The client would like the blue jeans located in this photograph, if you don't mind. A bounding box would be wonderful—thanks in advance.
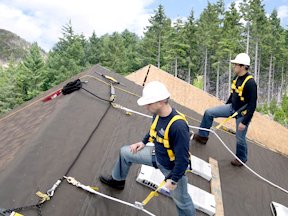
[112,145,196,216]
[198,104,249,162]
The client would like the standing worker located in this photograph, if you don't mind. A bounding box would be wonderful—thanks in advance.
[193,53,257,166]
[100,81,195,216]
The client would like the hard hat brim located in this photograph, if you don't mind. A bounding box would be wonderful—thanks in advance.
[231,59,250,66]
[137,96,170,106]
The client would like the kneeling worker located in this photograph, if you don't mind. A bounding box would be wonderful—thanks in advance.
[100,81,195,216]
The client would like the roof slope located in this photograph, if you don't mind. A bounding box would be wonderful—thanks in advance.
[0,65,287,216]
[126,65,288,156]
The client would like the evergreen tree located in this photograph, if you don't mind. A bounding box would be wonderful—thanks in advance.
[16,43,46,100]
[163,18,189,79]
[47,20,88,86]
[140,5,171,68]
[183,10,198,83]
[86,31,101,65]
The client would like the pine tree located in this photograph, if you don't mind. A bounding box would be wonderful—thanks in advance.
[183,10,198,84]
[163,18,189,79]
[86,31,101,65]
[196,0,224,92]
[216,2,242,99]
[16,43,46,100]
[47,21,88,86]
[140,5,171,68]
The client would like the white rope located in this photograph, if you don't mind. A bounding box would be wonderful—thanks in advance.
[211,131,288,195]
[64,176,155,216]
[114,104,288,195]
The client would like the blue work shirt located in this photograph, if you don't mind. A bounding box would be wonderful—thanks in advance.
[142,108,190,182]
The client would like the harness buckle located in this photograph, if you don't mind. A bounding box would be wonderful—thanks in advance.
[151,149,158,169]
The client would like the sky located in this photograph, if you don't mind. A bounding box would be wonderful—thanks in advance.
[0,0,288,51]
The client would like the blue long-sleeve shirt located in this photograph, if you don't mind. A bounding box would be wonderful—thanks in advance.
[142,108,190,182]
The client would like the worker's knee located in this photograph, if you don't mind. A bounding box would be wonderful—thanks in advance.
[120,145,130,157]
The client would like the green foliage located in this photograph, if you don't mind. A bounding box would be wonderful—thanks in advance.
[269,98,278,114]
[1,2,288,129]
[47,21,88,86]
[140,5,171,68]
[16,43,47,100]
[193,75,204,90]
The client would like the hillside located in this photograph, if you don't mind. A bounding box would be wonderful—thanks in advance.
[0,29,31,65]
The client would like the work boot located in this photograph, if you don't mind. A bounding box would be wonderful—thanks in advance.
[231,159,246,167]
[193,134,209,144]
[99,175,125,190]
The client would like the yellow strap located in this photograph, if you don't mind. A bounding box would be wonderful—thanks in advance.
[36,191,50,204]
[231,77,238,90]
[165,114,187,161]
[167,149,175,161]
[149,115,159,139]
[238,75,253,97]
[164,115,187,141]
[141,180,166,206]
[90,186,99,191]
[10,212,24,216]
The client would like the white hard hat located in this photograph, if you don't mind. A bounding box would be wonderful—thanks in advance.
[137,81,170,106]
[231,53,250,66]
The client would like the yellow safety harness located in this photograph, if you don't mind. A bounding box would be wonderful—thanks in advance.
[231,75,253,102]
[148,111,188,161]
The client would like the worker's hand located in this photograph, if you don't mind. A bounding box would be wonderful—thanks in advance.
[164,179,177,191]
[129,142,145,154]
[238,122,246,131]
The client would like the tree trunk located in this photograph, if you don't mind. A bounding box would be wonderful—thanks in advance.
[272,62,275,101]
[175,56,178,77]
[246,22,250,55]
[257,55,261,85]
[157,36,161,68]
[277,66,284,104]
[268,54,273,104]
[188,66,191,84]
[204,48,208,92]
[228,52,232,97]
[216,62,220,98]
[254,39,258,82]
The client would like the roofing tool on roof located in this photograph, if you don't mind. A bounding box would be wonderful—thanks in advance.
[215,104,248,130]
[95,71,126,87]
[63,176,155,216]
[94,72,125,102]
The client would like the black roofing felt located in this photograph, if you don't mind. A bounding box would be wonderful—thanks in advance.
[0,65,287,216]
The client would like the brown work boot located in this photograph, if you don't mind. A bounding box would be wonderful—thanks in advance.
[193,134,209,144]
[231,159,246,167]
